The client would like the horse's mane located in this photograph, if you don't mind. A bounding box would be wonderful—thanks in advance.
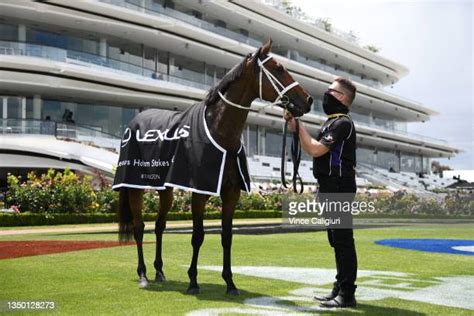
[204,53,253,105]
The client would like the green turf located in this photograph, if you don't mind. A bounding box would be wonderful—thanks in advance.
[0,223,473,315]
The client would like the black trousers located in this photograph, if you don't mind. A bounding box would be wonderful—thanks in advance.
[317,175,358,297]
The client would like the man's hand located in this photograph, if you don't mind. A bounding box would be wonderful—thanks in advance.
[283,111,298,133]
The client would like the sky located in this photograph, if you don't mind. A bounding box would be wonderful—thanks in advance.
[291,0,473,170]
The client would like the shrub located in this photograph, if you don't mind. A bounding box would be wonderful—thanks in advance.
[6,169,118,214]
[95,187,119,213]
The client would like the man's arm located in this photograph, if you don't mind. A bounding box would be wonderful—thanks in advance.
[287,118,329,158]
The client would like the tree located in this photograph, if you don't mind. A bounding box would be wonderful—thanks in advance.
[431,160,452,177]
[316,17,332,32]
[364,45,380,53]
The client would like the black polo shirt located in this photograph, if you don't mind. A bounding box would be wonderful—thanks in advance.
[313,114,356,178]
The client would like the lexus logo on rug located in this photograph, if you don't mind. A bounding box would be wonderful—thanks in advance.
[121,125,191,147]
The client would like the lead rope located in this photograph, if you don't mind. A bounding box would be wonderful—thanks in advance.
[281,117,304,194]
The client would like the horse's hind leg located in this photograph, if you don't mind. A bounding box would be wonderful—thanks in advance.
[221,187,240,295]
[187,193,209,294]
[154,187,173,283]
[128,188,148,288]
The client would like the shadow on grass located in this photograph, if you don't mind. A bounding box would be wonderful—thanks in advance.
[139,279,426,315]
[349,303,425,315]
[141,279,265,303]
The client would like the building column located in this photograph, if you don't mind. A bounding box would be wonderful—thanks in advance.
[33,95,42,120]
[258,127,265,155]
[246,125,250,154]
[2,98,6,119]
[21,98,26,119]
[368,112,374,125]
[2,97,6,131]
[99,38,107,57]
[168,53,174,79]
[18,24,26,42]
[18,24,26,53]
[396,150,401,172]
[21,97,27,133]
[420,155,424,174]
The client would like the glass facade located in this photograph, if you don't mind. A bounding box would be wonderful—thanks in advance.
[401,153,423,173]
[0,21,226,89]
[356,147,426,173]
[0,23,17,41]
[0,95,139,137]
[42,100,139,136]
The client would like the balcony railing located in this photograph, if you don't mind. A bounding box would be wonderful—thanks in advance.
[100,0,262,47]
[0,40,211,90]
[352,119,448,145]
[0,119,121,151]
[289,51,381,87]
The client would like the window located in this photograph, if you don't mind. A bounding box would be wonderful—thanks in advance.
[0,23,18,41]
[7,97,22,119]
[214,20,226,28]
[248,125,258,156]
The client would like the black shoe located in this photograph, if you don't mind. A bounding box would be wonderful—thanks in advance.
[314,283,339,302]
[320,295,356,308]
[314,291,337,302]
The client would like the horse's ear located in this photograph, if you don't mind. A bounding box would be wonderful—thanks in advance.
[261,38,272,55]
[247,47,262,72]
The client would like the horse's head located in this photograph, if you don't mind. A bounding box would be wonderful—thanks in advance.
[246,39,313,117]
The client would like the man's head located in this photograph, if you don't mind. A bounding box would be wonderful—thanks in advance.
[327,77,357,107]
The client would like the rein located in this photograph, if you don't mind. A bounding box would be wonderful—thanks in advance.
[281,116,304,194]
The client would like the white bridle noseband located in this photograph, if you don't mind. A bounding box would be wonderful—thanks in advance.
[218,54,300,110]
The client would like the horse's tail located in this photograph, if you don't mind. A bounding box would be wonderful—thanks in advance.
[118,188,134,242]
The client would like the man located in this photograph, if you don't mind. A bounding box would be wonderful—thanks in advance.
[285,77,358,308]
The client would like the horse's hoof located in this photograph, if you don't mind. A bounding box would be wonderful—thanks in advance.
[226,288,240,296]
[155,272,166,283]
[186,287,200,295]
[138,276,149,288]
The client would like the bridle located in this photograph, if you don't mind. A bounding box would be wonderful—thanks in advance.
[218,54,304,194]
[217,54,299,111]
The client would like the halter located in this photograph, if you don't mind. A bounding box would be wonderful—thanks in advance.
[218,54,300,110]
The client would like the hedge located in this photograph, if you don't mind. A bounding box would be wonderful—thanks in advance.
[0,210,282,227]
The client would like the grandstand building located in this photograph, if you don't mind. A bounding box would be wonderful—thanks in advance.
[0,0,459,190]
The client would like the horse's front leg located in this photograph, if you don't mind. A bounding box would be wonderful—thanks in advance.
[221,187,240,295]
[128,189,148,288]
[187,193,209,294]
[154,187,173,283]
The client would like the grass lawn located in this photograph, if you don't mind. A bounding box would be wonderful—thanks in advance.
[0,223,473,315]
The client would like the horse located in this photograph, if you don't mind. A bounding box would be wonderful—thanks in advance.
[114,39,313,295]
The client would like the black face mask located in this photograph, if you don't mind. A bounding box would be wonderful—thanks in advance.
[322,91,348,115]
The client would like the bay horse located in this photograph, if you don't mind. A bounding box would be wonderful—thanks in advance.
[116,39,313,295]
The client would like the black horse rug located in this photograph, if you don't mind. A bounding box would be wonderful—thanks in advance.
[112,102,251,196]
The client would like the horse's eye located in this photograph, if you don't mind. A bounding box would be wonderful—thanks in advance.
[277,65,284,72]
